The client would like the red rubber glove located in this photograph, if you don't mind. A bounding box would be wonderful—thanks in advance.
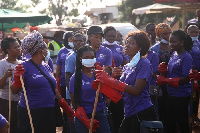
[75,107,99,132]
[95,70,126,92]
[56,78,62,95]
[91,80,122,103]
[189,69,200,81]
[13,64,25,88]
[59,98,74,123]
[193,80,199,92]
[95,62,102,70]
[158,62,167,76]
[156,75,179,88]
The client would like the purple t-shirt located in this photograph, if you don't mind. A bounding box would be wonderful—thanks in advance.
[19,61,56,109]
[56,47,71,86]
[102,43,129,67]
[96,46,112,67]
[120,58,153,117]
[21,53,54,73]
[167,51,192,97]
[0,114,7,129]
[69,73,106,114]
[146,51,159,85]
[190,40,200,71]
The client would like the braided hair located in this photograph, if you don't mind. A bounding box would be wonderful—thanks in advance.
[74,45,96,108]
[1,37,17,54]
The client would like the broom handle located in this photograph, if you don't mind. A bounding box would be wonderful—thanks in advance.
[89,67,105,133]
[20,75,34,133]
[8,65,11,133]
[89,82,101,133]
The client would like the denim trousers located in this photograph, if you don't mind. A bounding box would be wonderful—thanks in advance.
[75,109,111,133]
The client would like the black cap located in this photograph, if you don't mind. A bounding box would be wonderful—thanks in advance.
[63,31,74,40]
[87,26,103,35]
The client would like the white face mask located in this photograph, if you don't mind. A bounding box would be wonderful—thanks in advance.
[82,58,96,67]
[160,36,169,44]
[191,36,199,41]
[45,50,50,61]
[127,51,140,68]
[68,42,74,48]
[105,40,117,46]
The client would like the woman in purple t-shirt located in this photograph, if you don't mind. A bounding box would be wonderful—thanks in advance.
[157,30,193,133]
[69,46,110,133]
[94,31,157,133]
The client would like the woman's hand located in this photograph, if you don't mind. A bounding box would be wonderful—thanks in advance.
[112,66,122,78]
[4,68,13,79]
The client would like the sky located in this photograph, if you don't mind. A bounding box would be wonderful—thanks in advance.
[19,0,122,14]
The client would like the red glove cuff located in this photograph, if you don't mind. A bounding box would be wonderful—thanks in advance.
[13,75,22,88]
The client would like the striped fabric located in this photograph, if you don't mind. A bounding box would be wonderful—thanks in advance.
[21,30,47,56]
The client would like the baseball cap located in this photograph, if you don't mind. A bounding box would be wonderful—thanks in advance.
[87,26,103,35]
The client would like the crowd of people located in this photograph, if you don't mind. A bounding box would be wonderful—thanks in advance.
[0,9,200,133]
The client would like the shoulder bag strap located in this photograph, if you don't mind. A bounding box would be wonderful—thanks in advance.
[29,59,56,95]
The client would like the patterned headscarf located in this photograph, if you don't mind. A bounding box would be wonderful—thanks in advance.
[21,30,47,56]
[155,23,171,37]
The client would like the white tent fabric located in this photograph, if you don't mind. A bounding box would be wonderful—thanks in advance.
[132,3,180,15]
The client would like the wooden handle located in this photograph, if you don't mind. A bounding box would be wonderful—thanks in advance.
[89,82,101,133]
[89,66,105,133]
[8,65,11,133]
[20,75,34,133]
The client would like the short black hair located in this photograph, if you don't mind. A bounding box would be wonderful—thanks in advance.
[72,32,86,42]
[103,26,116,36]
[1,37,17,54]
[146,23,156,31]
[125,31,150,56]
[171,30,193,52]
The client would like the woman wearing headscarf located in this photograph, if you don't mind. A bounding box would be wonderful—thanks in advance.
[150,23,172,125]
[10,30,75,133]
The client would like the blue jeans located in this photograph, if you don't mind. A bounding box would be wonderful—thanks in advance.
[75,109,110,133]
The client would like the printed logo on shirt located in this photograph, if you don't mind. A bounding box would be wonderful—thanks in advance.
[98,54,105,59]
[82,80,91,86]
[61,53,68,58]
[116,48,121,52]
[176,59,182,66]
[32,74,44,79]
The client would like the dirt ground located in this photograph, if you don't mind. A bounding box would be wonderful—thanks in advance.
[56,100,200,133]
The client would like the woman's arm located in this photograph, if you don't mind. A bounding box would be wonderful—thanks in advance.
[124,79,147,96]
[10,85,22,94]
[70,93,79,110]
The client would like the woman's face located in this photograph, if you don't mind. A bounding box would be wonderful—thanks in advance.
[68,36,73,42]
[73,36,85,50]
[7,41,21,57]
[187,27,199,37]
[88,34,102,48]
[124,36,140,58]
[160,29,172,41]
[169,35,184,52]
[104,30,117,43]
[81,51,95,59]
[41,47,48,61]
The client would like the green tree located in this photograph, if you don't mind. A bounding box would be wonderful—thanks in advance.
[118,0,153,27]
[31,0,80,25]
[0,0,30,12]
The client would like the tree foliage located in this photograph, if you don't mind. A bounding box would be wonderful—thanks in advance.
[30,0,80,25]
[0,0,30,12]
[118,0,153,27]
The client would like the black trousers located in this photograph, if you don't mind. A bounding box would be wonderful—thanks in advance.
[165,96,190,133]
[118,106,157,133]
[108,99,124,133]
[17,105,56,133]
